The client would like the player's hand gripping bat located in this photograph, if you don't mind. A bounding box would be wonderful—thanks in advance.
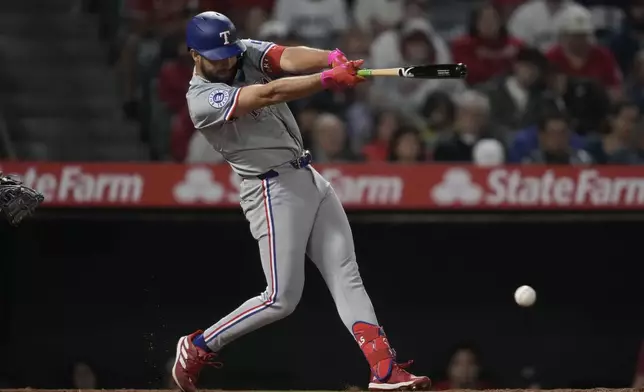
[357,63,467,79]
[0,172,44,226]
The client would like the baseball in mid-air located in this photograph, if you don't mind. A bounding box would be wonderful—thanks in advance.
[514,285,537,307]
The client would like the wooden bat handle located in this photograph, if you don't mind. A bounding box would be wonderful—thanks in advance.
[357,69,400,77]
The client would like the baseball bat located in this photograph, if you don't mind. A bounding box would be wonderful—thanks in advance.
[357,63,467,79]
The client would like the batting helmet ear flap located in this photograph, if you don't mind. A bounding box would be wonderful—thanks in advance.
[186,11,246,61]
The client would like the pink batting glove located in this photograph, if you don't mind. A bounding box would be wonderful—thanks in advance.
[321,60,365,90]
[328,48,349,68]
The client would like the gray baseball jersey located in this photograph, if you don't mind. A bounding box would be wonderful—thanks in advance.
[185,39,304,178]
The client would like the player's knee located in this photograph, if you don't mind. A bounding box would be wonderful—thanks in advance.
[271,290,301,319]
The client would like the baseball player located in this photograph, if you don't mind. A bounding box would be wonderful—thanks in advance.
[172,11,430,392]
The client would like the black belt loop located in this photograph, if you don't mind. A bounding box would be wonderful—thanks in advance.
[257,170,279,180]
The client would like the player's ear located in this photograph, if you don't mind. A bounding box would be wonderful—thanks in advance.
[189,49,200,63]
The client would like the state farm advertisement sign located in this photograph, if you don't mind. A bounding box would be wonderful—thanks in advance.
[1,162,643,210]
[431,167,644,208]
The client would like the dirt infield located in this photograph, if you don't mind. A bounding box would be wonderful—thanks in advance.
[0,389,640,392]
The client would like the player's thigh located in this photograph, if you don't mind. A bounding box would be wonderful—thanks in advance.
[306,186,355,269]
[242,177,315,294]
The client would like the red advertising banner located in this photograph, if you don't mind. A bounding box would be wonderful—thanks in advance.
[1,162,644,210]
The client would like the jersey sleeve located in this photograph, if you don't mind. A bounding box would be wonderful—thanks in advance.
[241,39,285,77]
[187,83,242,129]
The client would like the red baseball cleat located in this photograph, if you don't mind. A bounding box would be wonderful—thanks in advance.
[172,330,221,392]
[352,322,430,391]
[368,360,431,391]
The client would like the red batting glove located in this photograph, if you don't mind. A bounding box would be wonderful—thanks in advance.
[328,48,349,68]
[321,59,365,90]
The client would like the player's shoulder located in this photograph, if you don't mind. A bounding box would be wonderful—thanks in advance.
[242,38,275,55]
[187,79,237,110]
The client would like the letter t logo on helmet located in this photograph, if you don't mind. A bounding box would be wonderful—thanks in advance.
[219,31,231,45]
[186,12,246,61]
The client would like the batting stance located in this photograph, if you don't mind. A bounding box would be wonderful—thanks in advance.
[172,11,430,392]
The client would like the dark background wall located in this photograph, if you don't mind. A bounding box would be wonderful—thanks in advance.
[1,212,642,390]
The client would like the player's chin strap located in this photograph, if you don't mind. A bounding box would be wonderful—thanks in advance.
[352,321,395,382]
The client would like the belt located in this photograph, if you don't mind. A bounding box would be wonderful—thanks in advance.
[257,150,312,180]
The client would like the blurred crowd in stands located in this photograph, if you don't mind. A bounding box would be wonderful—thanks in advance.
[82,0,644,166]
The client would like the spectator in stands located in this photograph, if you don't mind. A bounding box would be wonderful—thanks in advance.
[507,120,586,163]
[126,0,192,36]
[345,85,376,153]
[240,6,269,38]
[482,47,550,134]
[473,138,507,166]
[522,112,593,164]
[508,0,585,52]
[492,0,525,22]
[272,0,349,49]
[257,20,289,43]
[216,0,275,23]
[577,0,626,43]
[157,32,192,116]
[370,18,464,112]
[541,63,611,135]
[171,105,196,161]
[387,127,426,162]
[420,91,456,149]
[296,104,321,149]
[608,0,644,75]
[434,344,490,390]
[546,6,624,101]
[352,0,405,37]
[584,101,644,164]
[433,90,497,162]
[257,20,303,47]
[70,361,98,389]
[311,113,360,162]
[626,50,644,112]
[634,340,644,388]
[117,3,160,120]
[451,3,524,86]
[363,111,401,162]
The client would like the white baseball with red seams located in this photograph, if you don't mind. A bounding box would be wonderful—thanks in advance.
[514,285,537,307]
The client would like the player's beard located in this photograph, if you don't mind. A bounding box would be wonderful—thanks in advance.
[200,60,238,85]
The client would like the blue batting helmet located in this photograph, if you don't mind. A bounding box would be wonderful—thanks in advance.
[186,11,246,61]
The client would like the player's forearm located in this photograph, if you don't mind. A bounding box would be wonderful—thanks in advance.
[262,73,325,103]
[280,46,331,74]
[234,73,324,117]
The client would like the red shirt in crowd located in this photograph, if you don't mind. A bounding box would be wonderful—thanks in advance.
[362,141,389,162]
[546,44,623,89]
[157,60,193,114]
[171,105,196,162]
[451,35,524,85]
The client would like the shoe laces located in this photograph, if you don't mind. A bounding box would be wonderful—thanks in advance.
[189,351,223,372]
[395,360,414,372]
